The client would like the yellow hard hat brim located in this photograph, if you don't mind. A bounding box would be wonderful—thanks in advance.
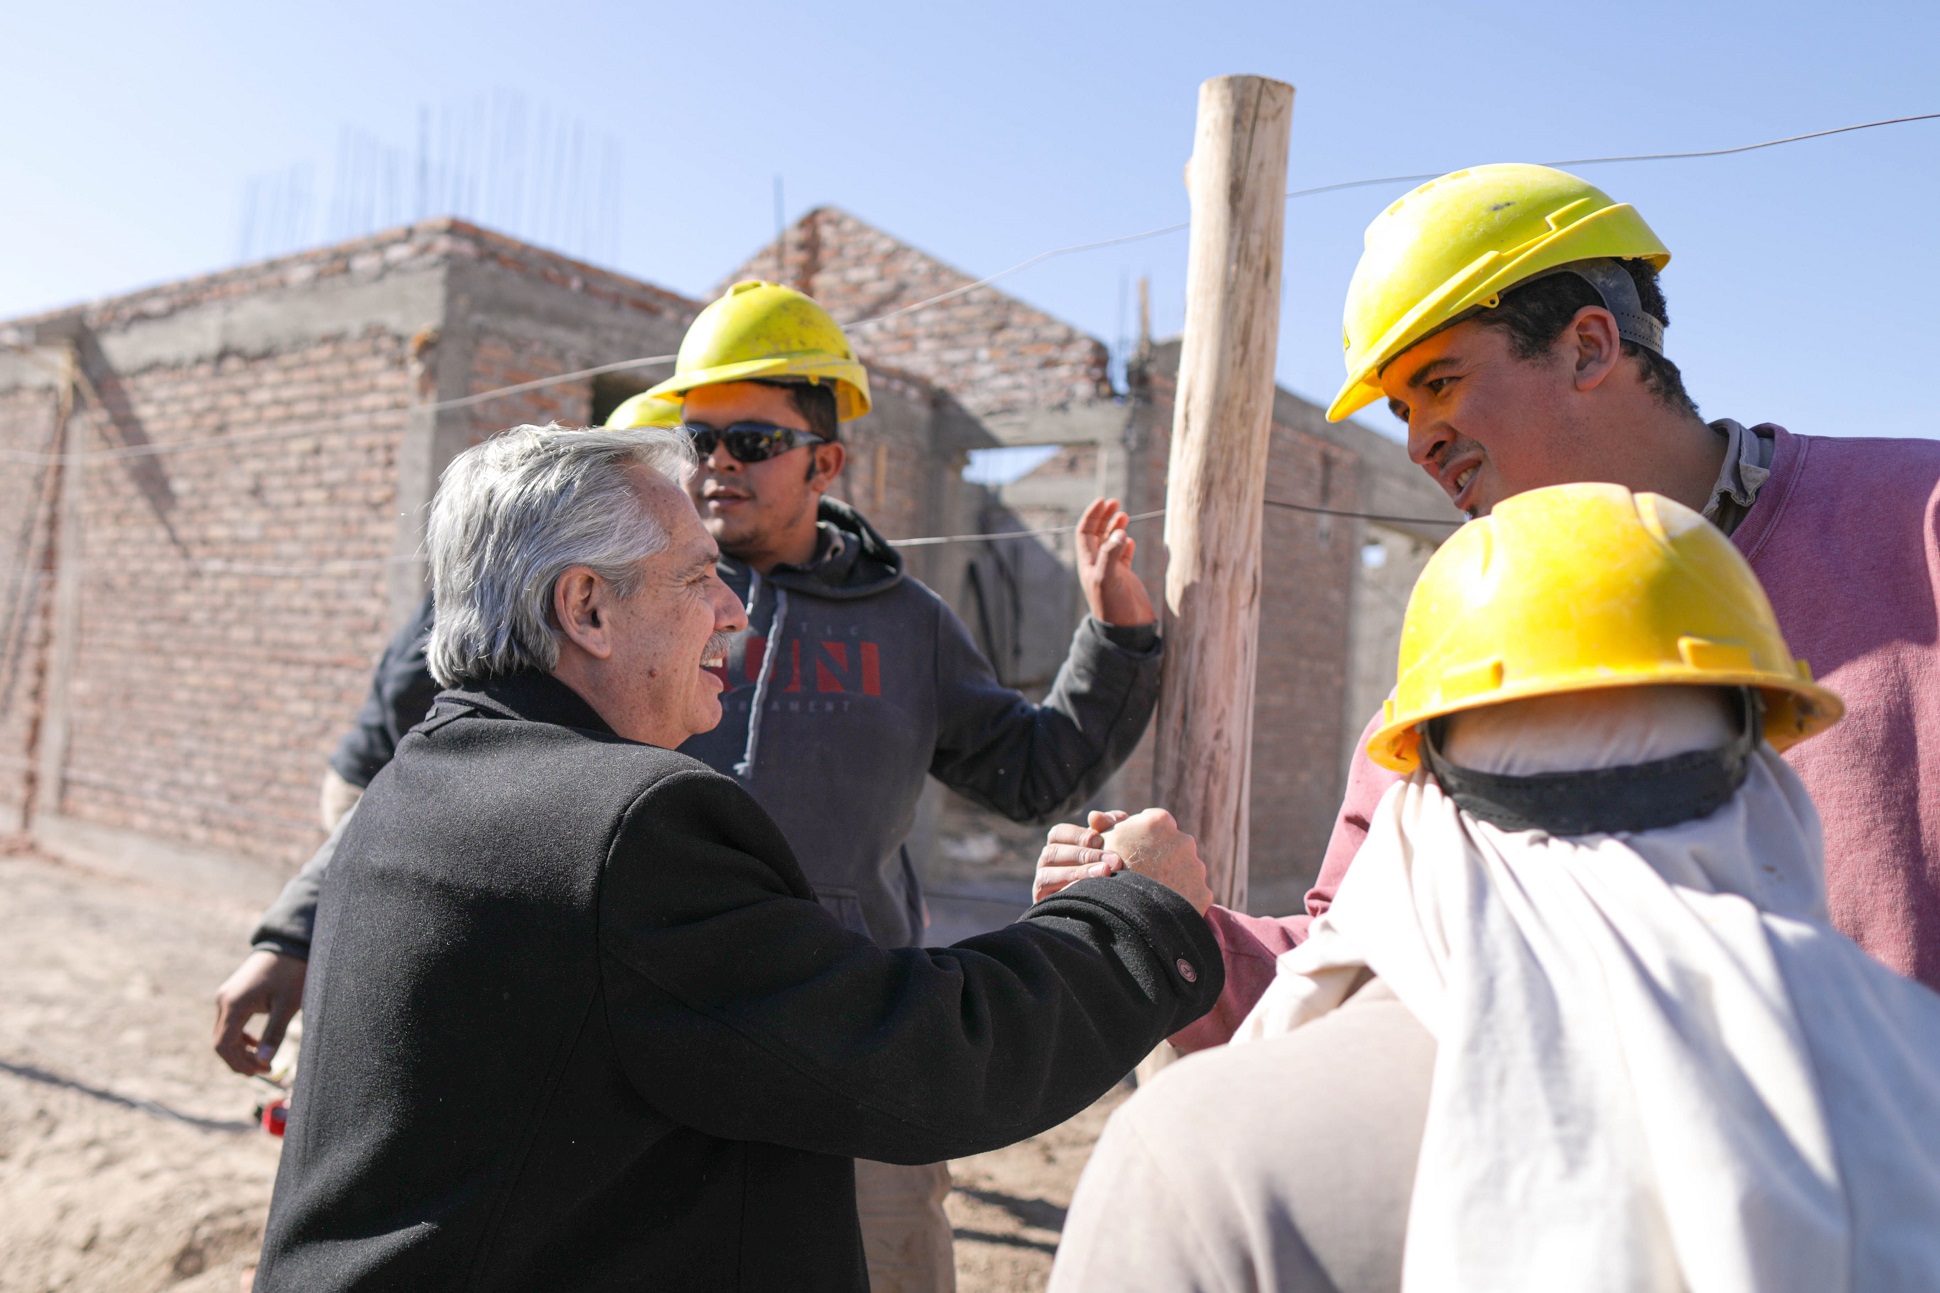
[1367,673,1846,775]
[645,356,872,421]
[1368,483,1847,774]
[657,280,873,421]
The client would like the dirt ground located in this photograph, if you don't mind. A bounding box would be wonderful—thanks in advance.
[0,846,1123,1292]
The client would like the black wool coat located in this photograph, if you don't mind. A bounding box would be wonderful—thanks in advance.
[254,671,1222,1292]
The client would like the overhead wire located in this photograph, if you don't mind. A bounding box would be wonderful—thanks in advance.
[1264,497,1461,527]
[2,109,1934,476]
[1277,111,1940,203]
[888,509,1166,548]
[57,497,1464,584]
[887,499,1462,549]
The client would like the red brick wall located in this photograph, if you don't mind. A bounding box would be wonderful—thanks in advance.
[0,219,702,873]
[465,334,595,442]
[823,368,939,544]
[718,207,1111,418]
[50,331,413,863]
[452,218,697,441]
[1251,427,1359,904]
[0,383,64,828]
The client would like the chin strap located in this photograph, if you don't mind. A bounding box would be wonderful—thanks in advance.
[1420,690,1761,837]
[1517,257,1667,356]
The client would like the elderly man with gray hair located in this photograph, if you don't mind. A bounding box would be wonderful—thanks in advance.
[250,423,1221,1293]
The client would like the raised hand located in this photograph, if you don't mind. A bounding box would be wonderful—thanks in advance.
[1075,498,1156,628]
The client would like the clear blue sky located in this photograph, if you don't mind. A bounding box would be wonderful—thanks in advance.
[4,0,1935,441]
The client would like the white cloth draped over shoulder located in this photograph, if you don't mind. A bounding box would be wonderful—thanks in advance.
[1236,687,1940,1293]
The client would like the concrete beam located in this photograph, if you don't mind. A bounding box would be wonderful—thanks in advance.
[449,258,694,360]
[977,401,1132,447]
[0,345,68,395]
[90,269,446,377]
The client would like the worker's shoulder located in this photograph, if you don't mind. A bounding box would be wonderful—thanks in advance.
[789,565,958,638]
[803,563,950,611]
[1132,982,1434,1154]
[1771,429,1940,541]
[882,570,956,620]
[1789,428,1940,483]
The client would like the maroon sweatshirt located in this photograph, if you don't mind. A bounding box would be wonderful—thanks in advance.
[1175,426,1940,1051]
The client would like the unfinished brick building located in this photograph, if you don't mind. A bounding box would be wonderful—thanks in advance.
[0,208,1456,918]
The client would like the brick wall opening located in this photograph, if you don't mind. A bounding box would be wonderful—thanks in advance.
[589,371,657,427]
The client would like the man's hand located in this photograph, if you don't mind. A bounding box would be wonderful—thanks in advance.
[1033,807,1215,916]
[1102,808,1214,915]
[1034,810,1132,903]
[1076,498,1155,628]
[213,950,307,1076]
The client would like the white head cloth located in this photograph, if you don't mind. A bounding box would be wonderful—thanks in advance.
[1237,687,1940,1292]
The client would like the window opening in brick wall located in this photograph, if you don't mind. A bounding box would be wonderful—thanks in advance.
[963,444,1060,487]
[590,371,659,427]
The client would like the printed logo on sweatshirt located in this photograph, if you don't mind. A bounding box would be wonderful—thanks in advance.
[710,635,882,697]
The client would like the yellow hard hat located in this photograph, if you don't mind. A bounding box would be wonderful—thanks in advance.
[1329,163,1671,423]
[646,281,872,421]
[1368,483,1842,773]
[605,390,685,429]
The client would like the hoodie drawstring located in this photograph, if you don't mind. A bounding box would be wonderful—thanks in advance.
[734,578,786,780]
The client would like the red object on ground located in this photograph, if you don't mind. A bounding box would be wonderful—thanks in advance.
[261,1099,289,1137]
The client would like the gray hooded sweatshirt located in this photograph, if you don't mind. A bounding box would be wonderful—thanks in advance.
[254,497,1163,952]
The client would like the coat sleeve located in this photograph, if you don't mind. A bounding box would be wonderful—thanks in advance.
[326,593,439,789]
[248,803,355,957]
[1167,708,1402,1053]
[263,598,438,956]
[927,601,1162,824]
[597,769,1222,1165]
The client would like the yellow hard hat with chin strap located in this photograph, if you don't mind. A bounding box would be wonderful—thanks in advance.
[1368,482,1843,774]
[1329,163,1671,423]
[645,280,872,421]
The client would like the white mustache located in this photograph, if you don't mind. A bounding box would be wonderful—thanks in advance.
[701,632,735,667]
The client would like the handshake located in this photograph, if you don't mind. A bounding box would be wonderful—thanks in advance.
[1032,807,1215,915]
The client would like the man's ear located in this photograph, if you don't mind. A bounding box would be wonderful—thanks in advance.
[553,566,616,661]
[805,440,847,492]
[1567,305,1624,392]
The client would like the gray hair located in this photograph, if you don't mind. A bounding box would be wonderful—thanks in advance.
[425,422,696,688]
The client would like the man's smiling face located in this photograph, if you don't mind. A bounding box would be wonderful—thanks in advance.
[1379,316,1600,518]
[605,468,746,745]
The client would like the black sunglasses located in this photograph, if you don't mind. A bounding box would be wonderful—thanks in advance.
[683,420,829,464]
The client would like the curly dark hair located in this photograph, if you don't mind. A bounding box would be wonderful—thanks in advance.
[1470,260,1699,417]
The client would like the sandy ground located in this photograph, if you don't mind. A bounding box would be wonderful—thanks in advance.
[945,1087,1126,1292]
[0,848,281,1293]
[0,846,1122,1292]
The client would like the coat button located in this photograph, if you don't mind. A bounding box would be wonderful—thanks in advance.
[1175,957,1198,983]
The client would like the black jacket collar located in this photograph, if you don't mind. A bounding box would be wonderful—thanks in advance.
[435,670,616,737]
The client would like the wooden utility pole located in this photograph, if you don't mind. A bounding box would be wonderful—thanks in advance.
[1152,74,1294,912]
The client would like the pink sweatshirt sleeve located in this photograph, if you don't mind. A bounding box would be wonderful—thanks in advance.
[1169,711,1403,1053]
